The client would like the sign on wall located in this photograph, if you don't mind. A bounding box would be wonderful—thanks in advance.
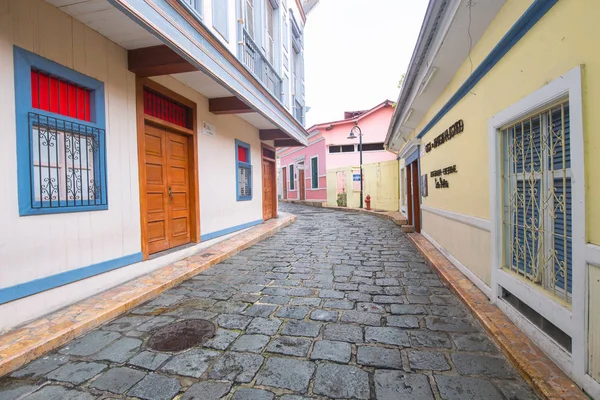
[430,164,457,189]
[425,120,464,153]
[352,171,362,192]
[202,121,216,137]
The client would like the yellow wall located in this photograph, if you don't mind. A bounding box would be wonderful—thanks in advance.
[326,160,399,211]
[408,0,600,245]
[589,264,600,381]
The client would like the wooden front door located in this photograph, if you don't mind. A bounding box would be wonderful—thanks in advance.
[282,166,287,200]
[262,159,275,220]
[410,160,421,233]
[299,169,305,200]
[144,124,191,254]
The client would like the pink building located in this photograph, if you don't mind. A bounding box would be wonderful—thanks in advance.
[278,100,396,201]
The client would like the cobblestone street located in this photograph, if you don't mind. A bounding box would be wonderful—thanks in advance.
[0,204,538,399]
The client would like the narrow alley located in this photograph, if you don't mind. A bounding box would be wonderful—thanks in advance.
[0,204,537,399]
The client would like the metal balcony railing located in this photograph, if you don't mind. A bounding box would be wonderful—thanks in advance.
[242,29,282,102]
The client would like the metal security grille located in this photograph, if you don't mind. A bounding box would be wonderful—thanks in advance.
[29,112,106,208]
[238,165,252,198]
[502,100,572,303]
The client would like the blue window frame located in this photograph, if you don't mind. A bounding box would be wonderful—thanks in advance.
[235,139,252,201]
[180,0,203,18]
[14,46,107,216]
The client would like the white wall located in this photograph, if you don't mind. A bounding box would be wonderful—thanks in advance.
[0,0,141,289]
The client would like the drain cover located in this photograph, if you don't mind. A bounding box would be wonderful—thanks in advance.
[146,319,216,352]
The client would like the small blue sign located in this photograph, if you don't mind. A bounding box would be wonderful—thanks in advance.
[353,174,361,181]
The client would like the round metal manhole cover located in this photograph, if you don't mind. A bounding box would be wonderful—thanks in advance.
[146,319,216,352]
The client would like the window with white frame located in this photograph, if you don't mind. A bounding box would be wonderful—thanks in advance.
[244,0,254,38]
[180,0,203,18]
[265,0,275,65]
[502,100,572,303]
[310,157,318,189]
[14,46,107,216]
[212,0,228,41]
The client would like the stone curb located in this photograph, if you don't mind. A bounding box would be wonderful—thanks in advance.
[0,213,296,378]
[280,199,407,226]
[407,232,587,400]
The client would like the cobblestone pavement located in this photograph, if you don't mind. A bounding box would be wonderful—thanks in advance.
[0,204,539,400]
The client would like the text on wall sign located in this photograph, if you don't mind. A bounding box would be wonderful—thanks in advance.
[430,164,457,189]
[425,120,464,153]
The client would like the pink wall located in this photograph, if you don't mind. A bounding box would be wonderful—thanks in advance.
[279,133,327,201]
[325,105,397,170]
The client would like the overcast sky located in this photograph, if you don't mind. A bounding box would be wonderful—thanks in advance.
[303,0,428,127]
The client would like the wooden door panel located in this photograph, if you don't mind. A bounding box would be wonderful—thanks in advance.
[145,125,170,254]
[299,169,305,200]
[167,132,191,247]
[262,160,274,220]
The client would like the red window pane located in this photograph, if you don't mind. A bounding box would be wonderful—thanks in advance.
[31,70,91,122]
[238,146,248,163]
[142,88,192,129]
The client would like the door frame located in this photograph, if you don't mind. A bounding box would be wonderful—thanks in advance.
[136,78,200,260]
[261,143,278,220]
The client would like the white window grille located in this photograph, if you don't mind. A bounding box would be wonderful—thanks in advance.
[245,0,254,38]
[502,100,572,303]
[266,1,275,65]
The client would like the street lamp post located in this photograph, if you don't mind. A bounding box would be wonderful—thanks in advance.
[347,123,363,208]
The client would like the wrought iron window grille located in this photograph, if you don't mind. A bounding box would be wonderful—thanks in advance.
[28,112,107,209]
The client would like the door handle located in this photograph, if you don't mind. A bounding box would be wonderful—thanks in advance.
[168,186,173,203]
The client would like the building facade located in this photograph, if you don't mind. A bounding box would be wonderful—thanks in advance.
[0,0,317,331]
[278,101,397,208]
[385,0,600,397]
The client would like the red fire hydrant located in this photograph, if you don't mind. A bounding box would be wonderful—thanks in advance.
[365,195,371,210]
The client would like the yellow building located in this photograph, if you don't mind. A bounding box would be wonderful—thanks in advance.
[385,0,600,397]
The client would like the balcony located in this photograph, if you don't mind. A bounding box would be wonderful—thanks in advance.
[242,29,282,102]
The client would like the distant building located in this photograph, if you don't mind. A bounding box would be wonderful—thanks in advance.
[278,100,397,208]
[385,0,600,396]
[0,0,318,331]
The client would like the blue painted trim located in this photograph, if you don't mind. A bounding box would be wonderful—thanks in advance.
[417,0,558,140]
[211,0,229,42]
[0,252,143,305]
[405,147,420,165]
[13,46,108,217]
[235,139,253,201]
[200,219,263,241]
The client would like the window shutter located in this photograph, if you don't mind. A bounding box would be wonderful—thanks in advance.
[212,0,228,39]
[245,0,254,38]
[311,158,318,189]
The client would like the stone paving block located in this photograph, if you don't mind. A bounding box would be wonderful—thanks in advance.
[428,305,467,317]
[347,292,372,302]
[431,295,460,306]
[261,295,291,305]
[310,340,351,363]
[136,316,176,332]
[386,315,420,328]
[128,351,170,371]
[451,353,516,379]
[91,337,142,363]
[211,301,248,314]
[313,363,370,399]
[0,383,38,400]
[275,306,309,319]
[435,375,504,400]
[232,293,261,303]
[256,357,315,393]
[103,315,153,332]
[23,386,95,400]
[47,362,107,385]
[335,283,358,291]
[281,321,322,337]
[128,373,181,400]
[246,317,282,335]
[319,289,345,299]
[289,287,315,296]
[407,286,430,296]
[384,286,405,295]
[58,331,120,356]
[358,284,384,294]
[208,352,264,382]
[161,349,220,378]
[11,354,69,379]
[146,294,185,307]
[391,304,427,315]
[495,378,540,400]
[323,323,363,343]
[89,366,146,394]
[452,333,498,353]
[244,304,278,317]
[323,299,355,309]
[357,346,402,369]
[203,329,240,350]
[425,316,478,333]
[230,334,270,353]
[290,297,321,306]
[365,327,410,346]
[409,331,453,348]
[181,381,232,400]
[232,388,275,400]
[373,295,404,304]
[266,336,312,357]
[376,278,400,286]
[408,350,450,371]
[356,302,387,313]
[406,295,431,304]
[374,370,434,400]
[215,314,253,330]
[340,311,382,326]
[310,309,338,322]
